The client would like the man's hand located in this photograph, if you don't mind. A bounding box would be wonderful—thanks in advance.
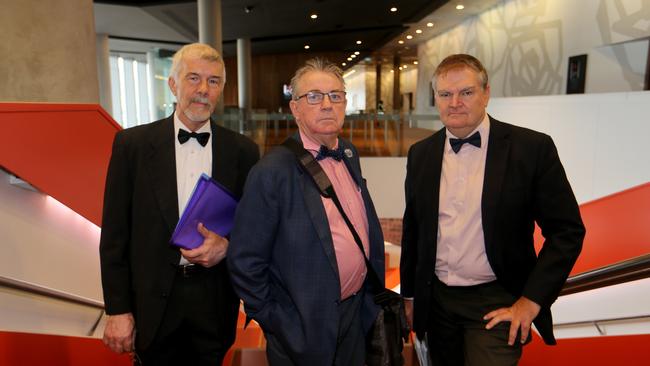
[404,298,414,330]
[103,312,135,354]
[180,222,228,267]
[483,296,541,346]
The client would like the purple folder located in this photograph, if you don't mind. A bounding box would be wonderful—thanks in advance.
[170,173,239,250]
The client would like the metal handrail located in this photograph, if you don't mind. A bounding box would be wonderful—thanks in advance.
[553,315,650,335]
[0,274,104,309]
[560,253,650,296]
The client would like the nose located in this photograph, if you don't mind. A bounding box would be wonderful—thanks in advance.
[197,79,209,94]
[449,93,462,107]
[320,94,333,109]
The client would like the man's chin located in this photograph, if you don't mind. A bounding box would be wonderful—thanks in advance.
[183,110,212,123]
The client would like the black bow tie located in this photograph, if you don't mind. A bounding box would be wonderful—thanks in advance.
[315,145,344,161]
[449,131,481,153]
[178,129,210,147]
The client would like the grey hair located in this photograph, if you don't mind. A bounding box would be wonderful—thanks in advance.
[170,43,226,83]
[290,58,345,99]
[431,53,488,92]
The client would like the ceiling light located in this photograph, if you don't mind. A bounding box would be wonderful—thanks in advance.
[403,65,408,69]
[390,7,397,12]
[356,40,362,45]
[415,29,422,34]
[427,22,434,27]
[390,69,394,73]
[342,62,347,66]
[456,4,465,10]
[398,66,403,70]
[347,57,352,61]
[351,54,356,58]
[413,61,419,65]
[304,45,310,49]
[310,14,317,19]
[406,35,413,39]
[398,40,404,44]
[354,51,360,55]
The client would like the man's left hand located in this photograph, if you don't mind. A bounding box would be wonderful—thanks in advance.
[483,296,541,346]
[180,222,228,267]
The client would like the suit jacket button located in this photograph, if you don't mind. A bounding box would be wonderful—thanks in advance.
[161,292,168,298]
[426,280,432,285]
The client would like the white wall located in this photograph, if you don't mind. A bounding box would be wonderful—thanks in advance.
[344,65,367,114]
[0,169,104,336]
[362,90,650,218]
[415,0,650,114]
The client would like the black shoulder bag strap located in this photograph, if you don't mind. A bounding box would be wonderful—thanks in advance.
[281,138,384,292]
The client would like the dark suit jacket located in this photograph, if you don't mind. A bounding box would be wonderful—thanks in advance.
[99,115,259,350]
[227,136,384,366]
[400,116,585,345]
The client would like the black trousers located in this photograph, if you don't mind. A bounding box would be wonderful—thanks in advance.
[265,292,365,366]
[426,278,523,366]
[135,268,228,366]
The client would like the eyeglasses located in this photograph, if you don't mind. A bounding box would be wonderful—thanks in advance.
[294,91,346,104]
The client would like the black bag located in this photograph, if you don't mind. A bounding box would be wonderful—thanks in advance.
[366,289,410,366]
[281,138,409,366]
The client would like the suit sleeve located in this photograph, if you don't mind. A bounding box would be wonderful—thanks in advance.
[400,146,418,298]
[99,132,134,315]
[522,135,585,308]
[227,162,281,329]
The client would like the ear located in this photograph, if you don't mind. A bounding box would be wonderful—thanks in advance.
[484,84,491,107]
[168,77,177,96]
[289,99,300,120]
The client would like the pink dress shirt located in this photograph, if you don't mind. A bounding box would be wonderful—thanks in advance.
[436,114,497,286]
[300,132,370,299]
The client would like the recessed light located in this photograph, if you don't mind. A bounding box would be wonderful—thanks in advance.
[398,40,404,44]
[342,62,347,66]
[406,35,413,40]
[390,7,397,12]
[456,4,465,10]
[356,40,362,45]
[347,57,352,61]
[413,61,419,65]
[398,66,403,70]
[310,14,317,19]
[415,29,422,34]
[390,69,394,73]
[354,51,360,55]
[304,45,310,49]
[427,22,434,27]
[351,54,357,58]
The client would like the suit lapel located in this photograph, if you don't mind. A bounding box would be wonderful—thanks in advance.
[292,134,341,283]
[210,121,239,196]
[146,116,179,234]
[427,131,445,257]
[482,118,510,256]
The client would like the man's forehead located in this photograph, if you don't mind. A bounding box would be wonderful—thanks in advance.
[181,57,223,74]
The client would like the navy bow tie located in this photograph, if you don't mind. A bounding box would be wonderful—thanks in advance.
[449,131,481,153]
[178,129,210,147]
[315,145,344,161]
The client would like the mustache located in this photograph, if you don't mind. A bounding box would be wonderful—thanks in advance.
[190,96,211,105]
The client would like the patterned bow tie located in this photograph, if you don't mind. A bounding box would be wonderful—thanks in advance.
[449,131,481,153]
[178,129,210,147]
[315,145,344,161]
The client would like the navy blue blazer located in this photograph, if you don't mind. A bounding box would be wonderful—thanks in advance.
[228,136,384,365]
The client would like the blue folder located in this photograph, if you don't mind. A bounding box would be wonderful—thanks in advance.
[170,173,239,250]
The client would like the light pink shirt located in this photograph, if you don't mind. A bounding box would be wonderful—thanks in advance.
[436,114,497,286]
[300,132,369,299]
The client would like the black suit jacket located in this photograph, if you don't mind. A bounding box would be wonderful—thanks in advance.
[227,136,384,365]
[400,116,585,344]
[99,115,259,349]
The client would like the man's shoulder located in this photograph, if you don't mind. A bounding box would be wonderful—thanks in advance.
[490,118,551,144]
[212,122,257,150]
[115,117,170,141]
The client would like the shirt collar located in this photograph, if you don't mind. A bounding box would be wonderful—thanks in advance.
[174,112,212,142]
[299,130,339,153]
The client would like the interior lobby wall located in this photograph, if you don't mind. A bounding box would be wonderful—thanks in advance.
[0,0,99,103]
[415,0,650,114]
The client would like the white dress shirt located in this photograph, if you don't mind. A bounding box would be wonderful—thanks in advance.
[174,113,212,264]
[436,114,497,286]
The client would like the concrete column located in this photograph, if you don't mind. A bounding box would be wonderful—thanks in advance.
[392,55,401,112]
[96,34,113,115]
[198,0,222,55]
[146,51,159,121]
[375,62,381,112]
[237,38,252,111]
[198,0,223,114]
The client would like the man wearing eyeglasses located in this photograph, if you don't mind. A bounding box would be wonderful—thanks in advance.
[400,54,585,365]
[228,58,385,366]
